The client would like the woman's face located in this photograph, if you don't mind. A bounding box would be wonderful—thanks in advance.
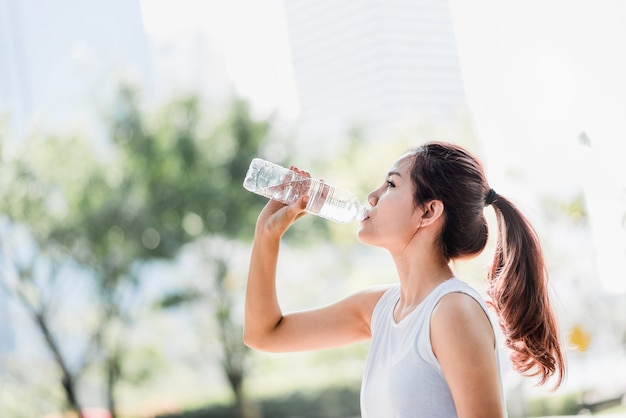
[357,154,423,250]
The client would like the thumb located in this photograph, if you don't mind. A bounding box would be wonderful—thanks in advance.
[289,194,309,222]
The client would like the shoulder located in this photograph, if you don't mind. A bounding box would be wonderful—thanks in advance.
[432,292,489,325]
[430,291,495,352]
[431,279,491,326]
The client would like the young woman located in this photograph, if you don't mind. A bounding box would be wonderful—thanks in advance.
[244,141,565,417]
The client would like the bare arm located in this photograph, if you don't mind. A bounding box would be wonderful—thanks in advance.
[431,293,505,418]
[244,191,385,352]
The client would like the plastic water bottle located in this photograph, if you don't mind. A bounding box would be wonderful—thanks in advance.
[243,158,366,224]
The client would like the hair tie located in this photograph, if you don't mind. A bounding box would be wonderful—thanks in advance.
[485,188,497,206]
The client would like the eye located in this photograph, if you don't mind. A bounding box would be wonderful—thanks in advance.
[386,180,395,188]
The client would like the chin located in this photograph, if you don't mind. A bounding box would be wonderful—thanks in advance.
[356,227,368,243]
[356,228,378,247]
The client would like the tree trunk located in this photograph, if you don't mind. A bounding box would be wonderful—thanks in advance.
[34,312,83,416]
[105,355,120,418]
[228,371,245,418]
[228,371,260,418]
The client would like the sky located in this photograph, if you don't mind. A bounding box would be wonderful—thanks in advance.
[139,0,626,294]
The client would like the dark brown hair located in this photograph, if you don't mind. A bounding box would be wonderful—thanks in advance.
[408,141,565,388]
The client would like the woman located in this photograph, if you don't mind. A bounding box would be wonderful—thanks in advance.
[244,141,565,417]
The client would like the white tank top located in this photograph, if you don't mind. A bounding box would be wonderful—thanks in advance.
[360,278,506,417]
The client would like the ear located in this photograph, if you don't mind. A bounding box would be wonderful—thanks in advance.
[419,200,445,227]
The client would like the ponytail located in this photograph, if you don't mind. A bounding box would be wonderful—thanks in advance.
[408,141,566,388]
[487,193,566,388]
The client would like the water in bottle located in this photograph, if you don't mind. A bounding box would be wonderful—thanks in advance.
[243,158,366,223]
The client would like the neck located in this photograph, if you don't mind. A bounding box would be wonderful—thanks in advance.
[391,243,454,309]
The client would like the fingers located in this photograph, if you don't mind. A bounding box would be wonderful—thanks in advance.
[285,193,308,220]
[289,165,311,178]
[292,194,309,221]
[258,193,309,233]
[256,165,313,236]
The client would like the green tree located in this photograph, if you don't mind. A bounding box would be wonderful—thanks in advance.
[0,132,108,415]
[108,86,274,416]
[73,86,275,416]
[0,85,277,417]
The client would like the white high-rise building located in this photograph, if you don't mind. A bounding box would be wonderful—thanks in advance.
[0,0,153,140]
[283,0,466,145]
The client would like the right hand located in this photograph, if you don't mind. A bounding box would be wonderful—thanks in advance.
[255,166,310,238]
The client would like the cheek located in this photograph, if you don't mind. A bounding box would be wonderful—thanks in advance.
[357,196,418,244]
[389,205,422,239]
[356,215,402,246]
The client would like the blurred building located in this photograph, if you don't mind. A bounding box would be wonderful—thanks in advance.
[0,0,155,140]
[283,0,466,147]
[139,0,234,106]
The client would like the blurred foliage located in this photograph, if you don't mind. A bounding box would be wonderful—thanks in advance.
[156,386,361,418]
[0,84,280,417]
[0,132,96,413]
[569,324,592,352]
[542,192,588,225]
[525,392,582,416]
[524,390,626,416]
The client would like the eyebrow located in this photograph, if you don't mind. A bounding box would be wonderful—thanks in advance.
[387,171,402,177]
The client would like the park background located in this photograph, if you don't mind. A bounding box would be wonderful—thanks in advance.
[1,0,625,417]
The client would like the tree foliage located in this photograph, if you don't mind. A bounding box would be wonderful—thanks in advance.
[0,85,277,417]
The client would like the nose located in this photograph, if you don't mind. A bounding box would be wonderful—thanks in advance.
[368,190,379,207]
